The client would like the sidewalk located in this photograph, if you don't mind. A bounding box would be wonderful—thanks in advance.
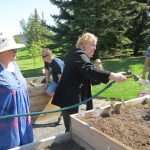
[33,117,65,141]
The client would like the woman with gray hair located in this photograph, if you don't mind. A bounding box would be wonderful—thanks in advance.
[0,36,33,149]
[52,32,127,132]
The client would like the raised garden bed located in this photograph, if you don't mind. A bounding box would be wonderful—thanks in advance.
[71,96,150,150]
[9,96,150,150]
[26,76,60,123]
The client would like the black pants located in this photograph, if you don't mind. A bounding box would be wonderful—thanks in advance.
[62,102,93,132]
[62,109,77,132]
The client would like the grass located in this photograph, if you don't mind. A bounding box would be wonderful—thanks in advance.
[16,48,44,77]
[92,57,148,100]
[16,49,149,100]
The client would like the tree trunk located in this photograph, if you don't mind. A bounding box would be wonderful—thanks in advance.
[133,43,140,56]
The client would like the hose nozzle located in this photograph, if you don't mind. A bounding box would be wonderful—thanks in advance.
[132,74,139,81]
[126,70,139,81]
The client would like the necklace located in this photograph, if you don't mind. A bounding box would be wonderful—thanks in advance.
[12,72,20,85]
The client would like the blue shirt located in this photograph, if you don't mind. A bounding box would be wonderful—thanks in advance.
[0,61,33,149]
[146,47,150,57]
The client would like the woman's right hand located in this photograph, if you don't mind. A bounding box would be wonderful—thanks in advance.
[109,72,127,82]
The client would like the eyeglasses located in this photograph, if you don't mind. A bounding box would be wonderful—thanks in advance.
[41,54,49,58]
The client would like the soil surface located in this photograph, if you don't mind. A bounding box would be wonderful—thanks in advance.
[81,104,150,150]
[46,140,85,150]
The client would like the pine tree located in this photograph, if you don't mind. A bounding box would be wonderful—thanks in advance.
[49,0,150,58]
[126,1,150,55]
[49,0,134,58]
[20,8,53,66]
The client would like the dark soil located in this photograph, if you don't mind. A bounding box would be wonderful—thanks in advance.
[47,140,85,150]
[81,104,150,150]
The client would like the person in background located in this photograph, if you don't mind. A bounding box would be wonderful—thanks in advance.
[142,46,150,81]
[94,58,104,70]
[92,59,104,85]
[41,48,64,97]
[52,32,127,132]
[0,36,34,149]
[41,48,64,123]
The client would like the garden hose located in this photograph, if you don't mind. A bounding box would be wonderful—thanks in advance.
[0,81,116,120]
[0,71,139,120]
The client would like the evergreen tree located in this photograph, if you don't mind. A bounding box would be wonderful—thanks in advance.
[49,0,135,58]
[126,1,150,55]
[20,8,53,66]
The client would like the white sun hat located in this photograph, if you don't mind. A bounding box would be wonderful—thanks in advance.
[0,36,25,53]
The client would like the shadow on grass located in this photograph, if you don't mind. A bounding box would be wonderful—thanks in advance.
[103,56,145,72]
[17,55,31,61]
[22,68,43,78]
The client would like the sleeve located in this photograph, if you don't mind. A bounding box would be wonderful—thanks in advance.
[54,58,64,74]
[146,47,150,57]
[73,51,110,84]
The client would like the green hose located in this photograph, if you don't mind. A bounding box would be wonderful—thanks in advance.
[0,81,115,120]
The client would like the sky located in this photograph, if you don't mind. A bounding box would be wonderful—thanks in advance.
[0,0,59,35]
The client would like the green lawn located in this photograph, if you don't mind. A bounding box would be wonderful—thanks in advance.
[92,57,148,100]
[16,49,148,100]
[16,48,44,77]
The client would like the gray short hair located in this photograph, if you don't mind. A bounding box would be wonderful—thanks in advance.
[42,48,52,54]
[76,33,98,49]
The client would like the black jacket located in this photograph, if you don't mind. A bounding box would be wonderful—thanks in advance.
[52,48,110,113]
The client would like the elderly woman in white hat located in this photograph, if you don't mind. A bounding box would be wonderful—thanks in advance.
[0,36,34,149]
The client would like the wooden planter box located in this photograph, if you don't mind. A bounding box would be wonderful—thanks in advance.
[26,76,60,123]
[8,96,150,150]
[71,96,150,150]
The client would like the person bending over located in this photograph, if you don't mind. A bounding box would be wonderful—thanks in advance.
[41,48,64,97]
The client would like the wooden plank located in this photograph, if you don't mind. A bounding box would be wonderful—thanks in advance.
[125,96,149,106]
[9,133,71,150]
[29,94,60,123]
[72,134,95,150]
[28,85,46,97]
[26,76,45,85]
[30,103,60,123]
[26,76,47,97]
[30,104,47,112]
[30,95,59,112]
[30,95,50,107]
[30,103,60,112]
